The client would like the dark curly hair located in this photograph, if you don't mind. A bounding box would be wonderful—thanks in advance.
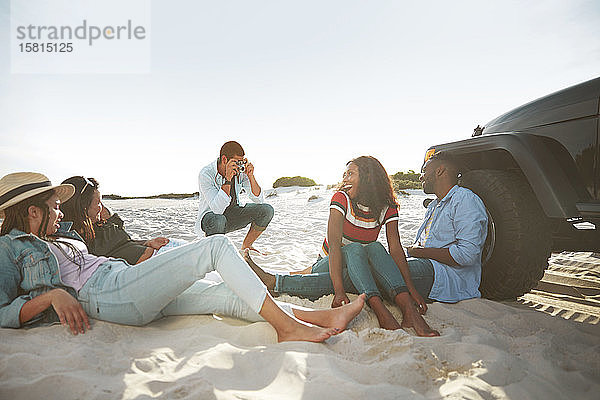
[60,176,99,244]
[347,156,397,223]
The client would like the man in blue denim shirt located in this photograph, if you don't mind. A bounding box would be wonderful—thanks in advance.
[248,151,488,308]
[405,152,488,302]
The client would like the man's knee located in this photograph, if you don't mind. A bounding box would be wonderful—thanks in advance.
[202,213,227,235]
[264,203,274,219]
[254,203,274,228]
[407,257,434,275]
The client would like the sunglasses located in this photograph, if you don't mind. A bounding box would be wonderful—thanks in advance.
[80,177,96,194]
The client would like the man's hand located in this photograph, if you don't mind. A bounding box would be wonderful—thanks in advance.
[406,245,460,267]
[145,237,169,250]
[51,289,90,335]
[331,291,351,308]
[244,158,255,177]
[406,245,420,257]
[243,158,262,197]
[225,158,239,181]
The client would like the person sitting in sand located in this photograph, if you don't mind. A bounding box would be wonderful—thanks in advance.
[246,152,488,337]
[60,176,170,265]
[196,141,274,253]
[247,156,439,336]
[0,172,365,343]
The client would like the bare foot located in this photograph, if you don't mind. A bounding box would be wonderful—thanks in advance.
[369,296,402,330]
[290,265,313,275]
[400,305,440,337]
[242,246,266,256]
[244,249,276,292]
[377,314,402,330]
[277,324,339,343]
[328,293,366,331]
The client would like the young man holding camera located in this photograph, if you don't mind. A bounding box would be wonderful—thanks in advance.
[195,141,274,252]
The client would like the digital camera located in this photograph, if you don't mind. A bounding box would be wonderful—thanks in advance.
[236,160,246,173]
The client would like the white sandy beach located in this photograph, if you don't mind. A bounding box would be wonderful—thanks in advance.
[1,187,599,399]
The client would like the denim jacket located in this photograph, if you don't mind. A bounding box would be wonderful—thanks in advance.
[0,222,83,328]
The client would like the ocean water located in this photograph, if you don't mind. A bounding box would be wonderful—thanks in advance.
[104,187,431,271]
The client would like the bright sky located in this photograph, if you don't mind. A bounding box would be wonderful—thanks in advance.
[1,0,599,196]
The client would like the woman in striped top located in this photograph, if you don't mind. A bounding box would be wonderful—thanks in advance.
[317,156,435,333]
[246,156,438,335]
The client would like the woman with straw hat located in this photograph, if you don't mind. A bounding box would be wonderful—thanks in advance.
[0,172,365,341]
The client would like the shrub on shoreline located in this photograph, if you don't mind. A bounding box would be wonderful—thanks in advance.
[390,169,422,192]
[392,179,422,190]
[391,170,420,182]
[273,176,317,188]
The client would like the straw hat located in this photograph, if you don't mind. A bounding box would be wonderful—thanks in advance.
[0,172,75,218]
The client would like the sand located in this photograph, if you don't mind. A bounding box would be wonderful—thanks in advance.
[1,187,599,399]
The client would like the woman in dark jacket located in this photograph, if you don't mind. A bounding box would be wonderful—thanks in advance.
[60,176,169,264]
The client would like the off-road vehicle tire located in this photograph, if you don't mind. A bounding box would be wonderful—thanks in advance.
[459,169,552,300]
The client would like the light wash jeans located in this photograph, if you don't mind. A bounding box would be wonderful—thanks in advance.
[77,235,282,326]
[275,241,434,301]
[155,238,188,256]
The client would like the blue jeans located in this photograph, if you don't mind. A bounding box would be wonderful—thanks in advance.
[77,235,271,326]
[201,203,274,236]
[275,243,360,300]
[276,241,434,301]
[362,242,434,301]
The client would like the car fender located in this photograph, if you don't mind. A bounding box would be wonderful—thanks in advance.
[428,133,581,218]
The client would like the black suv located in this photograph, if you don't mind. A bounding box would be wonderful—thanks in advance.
[425,77,600,300]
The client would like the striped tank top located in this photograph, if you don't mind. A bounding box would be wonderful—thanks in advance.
[320,191,399,257]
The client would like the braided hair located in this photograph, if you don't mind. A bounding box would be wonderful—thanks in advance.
[0,190,54,237]
[0,189,84,266]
